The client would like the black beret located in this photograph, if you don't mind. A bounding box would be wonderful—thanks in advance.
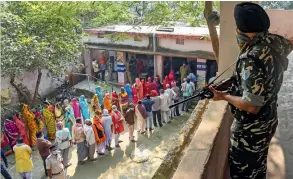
[234,2,270,33]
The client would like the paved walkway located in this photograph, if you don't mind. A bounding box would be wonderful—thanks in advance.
[267,52,293,179]
[6,111,191,179]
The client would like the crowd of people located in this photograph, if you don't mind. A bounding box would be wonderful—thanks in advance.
[0,65,198,179]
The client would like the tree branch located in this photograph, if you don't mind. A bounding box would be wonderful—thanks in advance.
[204,1,219,64]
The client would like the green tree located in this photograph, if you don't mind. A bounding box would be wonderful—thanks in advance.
[1,2,133,104]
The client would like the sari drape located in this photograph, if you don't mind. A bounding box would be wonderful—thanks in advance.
[14,114,30,146]
[22,104,38,147]
[4,119,19,149]
[43,105,56,140]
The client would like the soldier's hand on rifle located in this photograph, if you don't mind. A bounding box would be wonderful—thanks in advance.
[208,86,227,101]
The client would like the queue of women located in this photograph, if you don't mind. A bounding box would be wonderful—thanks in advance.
[1,70,197,178]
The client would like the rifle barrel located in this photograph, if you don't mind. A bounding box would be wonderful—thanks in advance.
[169,92,202,108]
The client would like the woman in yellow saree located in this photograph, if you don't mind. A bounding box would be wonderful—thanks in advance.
[42,101,56,140]
[21,104,38,147]
[91,94,102,114]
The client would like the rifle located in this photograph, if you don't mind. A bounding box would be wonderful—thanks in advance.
[169,59,238,109]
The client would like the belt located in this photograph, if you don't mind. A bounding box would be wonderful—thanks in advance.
[52,169,64,176]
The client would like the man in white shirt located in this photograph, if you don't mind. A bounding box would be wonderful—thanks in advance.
[159,89,171,124]
[164,84,177,119]
[92,58,99,81]
[55,122,71,167]
[84,119,97,161]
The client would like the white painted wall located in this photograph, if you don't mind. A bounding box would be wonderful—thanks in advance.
[158,38,213,52]
[1,70,56,105]
[84,34,150,47]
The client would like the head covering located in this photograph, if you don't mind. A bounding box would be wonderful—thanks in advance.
[84,119,92,126]
[112,91,118,99]
[124,83,133,99]
[57,122,64,130]
[147,77,152,83]
[151,90,158,97]
[95,86,103,104]
[234,2,270,33]
[64,99,70,107]
[103,109,109,116]
[92,94,99,104]
[112,105,117,111]
[100,57,105,64]
[135,78,141,86]
[171,81,177,88]
[168,70,175,81]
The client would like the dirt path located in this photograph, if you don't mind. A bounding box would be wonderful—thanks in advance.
[6,111,191,179]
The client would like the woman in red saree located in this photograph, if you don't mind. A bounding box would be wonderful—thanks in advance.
[112,92,121,112]
[163,76,170,90]
[135,78,143,100]
[141,79,147,98]
[137,59,143,74]
[4,117,19,149]
[145,77,155,96]
[132,84,139,104]
[13,114,30,146]
[111,105,124,148]
[1,132,12,156]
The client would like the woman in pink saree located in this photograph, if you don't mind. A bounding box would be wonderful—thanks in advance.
[71,98,81,118]
[13,114,30,146]
[4,117,19,149]
[135,78,143,100]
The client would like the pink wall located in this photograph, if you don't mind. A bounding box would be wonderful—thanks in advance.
[266,10,293,41]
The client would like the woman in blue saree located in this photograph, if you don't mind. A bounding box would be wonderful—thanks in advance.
[124,83,133,101]
[95,86,104,109]
[79,95,90,120]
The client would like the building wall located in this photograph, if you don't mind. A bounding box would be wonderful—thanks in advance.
[1,70,55,105]
[158,38,213,52]
[84,34,150,48]
[266,10,293,40]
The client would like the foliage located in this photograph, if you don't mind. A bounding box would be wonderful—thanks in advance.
[260,1,293,10]
[1,2,83,77]
[129,1,220,27]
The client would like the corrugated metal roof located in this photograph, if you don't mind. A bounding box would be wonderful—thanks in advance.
[84,25,220,37]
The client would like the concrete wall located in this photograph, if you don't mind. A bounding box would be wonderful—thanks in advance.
[1,70,55,105]
[218,1,240,80]
[158,38,213,52]
[266,10,293,40]
[84,34,150,47]
[172,101,231,179]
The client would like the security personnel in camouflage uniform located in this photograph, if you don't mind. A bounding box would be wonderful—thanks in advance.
[209,2,293,179]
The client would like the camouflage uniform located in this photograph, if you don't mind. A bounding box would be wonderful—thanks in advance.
[229,33,292,179]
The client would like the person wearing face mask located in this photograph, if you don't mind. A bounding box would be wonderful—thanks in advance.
[111,105,124,148]
[36,132,52,177]
[55,122,71,168]
[46,145,65,179]
[84,119,97,161]
[208,3,293,179]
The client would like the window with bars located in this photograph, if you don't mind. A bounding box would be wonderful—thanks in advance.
[176,39,184,45]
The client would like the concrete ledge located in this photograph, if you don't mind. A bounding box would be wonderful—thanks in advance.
[172,101,231,179]
[152,99,209,179]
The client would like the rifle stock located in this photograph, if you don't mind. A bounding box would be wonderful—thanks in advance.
[169,76,236,109]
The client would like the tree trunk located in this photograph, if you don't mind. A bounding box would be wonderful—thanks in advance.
[204,1,220,64]
[10,75,31,104]
[32,69,42,104]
